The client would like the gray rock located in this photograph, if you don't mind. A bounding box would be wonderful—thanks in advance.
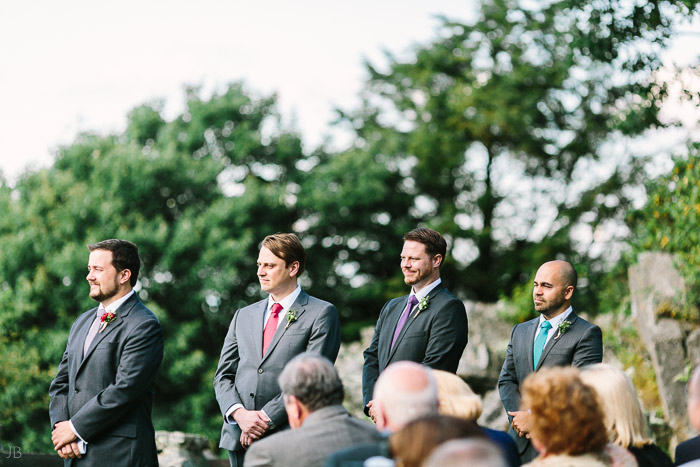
[628,252,695,445]
[156,431,210,467]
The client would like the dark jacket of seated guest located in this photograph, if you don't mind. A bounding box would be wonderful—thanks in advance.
[676,435,700,466]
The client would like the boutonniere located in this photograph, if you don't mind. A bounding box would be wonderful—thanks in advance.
[412,296,430,319]
[99,311,117,333]
[285,309,298,329]
[554,320,572,340]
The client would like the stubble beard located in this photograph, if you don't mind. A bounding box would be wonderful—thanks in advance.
[89,279,120,303]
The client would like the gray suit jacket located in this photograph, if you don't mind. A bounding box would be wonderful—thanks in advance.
[243,405,381,467]
[361,283,468,411]
[498,310,602,459]
[48,293,164,467]
[214,290,341,453]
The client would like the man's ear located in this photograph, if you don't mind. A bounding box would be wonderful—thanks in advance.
[119,269,131,286]
[288,261,300,278]
[431,254,443,269]
[564,285,574,300]
[284,395,303,428]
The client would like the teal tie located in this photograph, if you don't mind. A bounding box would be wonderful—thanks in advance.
[533,320,552,370]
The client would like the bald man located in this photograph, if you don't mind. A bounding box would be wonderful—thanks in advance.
[675,365,700,466]
[498,260,603,463]
[325,361,438,466]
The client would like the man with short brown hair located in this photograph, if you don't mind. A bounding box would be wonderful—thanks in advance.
[49,239,163,466]
[362,227,468,420]
[214,233,342,467]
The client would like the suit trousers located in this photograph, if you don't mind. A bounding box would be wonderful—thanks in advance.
[228,449,245,467]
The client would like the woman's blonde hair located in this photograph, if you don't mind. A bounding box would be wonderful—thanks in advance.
[580,363,651,448]
[432,370,483,421]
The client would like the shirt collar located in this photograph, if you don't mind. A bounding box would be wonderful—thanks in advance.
[99,289,135,316]
[411,277,442,301]
[267,285,302,312]
[538,305,573,328]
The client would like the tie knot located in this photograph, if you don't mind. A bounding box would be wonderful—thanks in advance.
[409,295,419,308]
[541,320,552,331]
[270,303,283,317]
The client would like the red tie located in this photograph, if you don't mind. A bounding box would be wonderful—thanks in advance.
[263,303,283,356]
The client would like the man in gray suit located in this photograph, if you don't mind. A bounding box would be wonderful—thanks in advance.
[49,239,164,466]
[244,353,380,467]
[362,227,468,419]
[498,260,603,463]
[214,233,342,467]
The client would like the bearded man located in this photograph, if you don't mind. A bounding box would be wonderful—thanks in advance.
[498,260,603,463]
[361,227,468,421]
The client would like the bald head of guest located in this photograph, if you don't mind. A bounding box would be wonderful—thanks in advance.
[372,361,438,432]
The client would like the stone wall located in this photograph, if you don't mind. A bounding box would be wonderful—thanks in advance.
[629,252,700,449]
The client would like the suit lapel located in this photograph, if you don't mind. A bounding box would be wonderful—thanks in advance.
[385,296,410,363]
[525,318,538,373]
[261,290,309,364]
[388,285,446,362]
[78,294,137,372]
[536,312,578,371]
[253,300,266,360]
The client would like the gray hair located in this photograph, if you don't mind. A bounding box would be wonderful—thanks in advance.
[278,352,344,412]
[374,361,438,426]
[424,439,508,467]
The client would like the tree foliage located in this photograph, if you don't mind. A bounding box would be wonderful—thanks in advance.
[629,142,700,318]
[336,0,698,317]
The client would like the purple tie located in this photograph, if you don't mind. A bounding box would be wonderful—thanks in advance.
[391,295,419,350]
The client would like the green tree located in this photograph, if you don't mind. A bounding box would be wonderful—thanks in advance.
[338,0,698,315]
[0,83,310,452]
[629,142,700,317]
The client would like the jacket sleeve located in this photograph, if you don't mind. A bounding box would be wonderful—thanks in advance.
[48,322,78,427]
[571,324,603,367]
[214,310,244,418]
[498,325,521,419]
[361,300,391,413]
[70,317,163,441]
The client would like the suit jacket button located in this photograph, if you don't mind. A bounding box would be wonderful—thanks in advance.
[74,389,80,393]
[250,393,254,398]
[258,369,263,374]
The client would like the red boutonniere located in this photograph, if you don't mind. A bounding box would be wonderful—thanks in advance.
[99,312,116,333]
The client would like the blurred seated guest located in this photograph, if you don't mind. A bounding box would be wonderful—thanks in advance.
[433,369,521,466]
[243,353,380,467]
[581,363,673,467]
[424,438,509,467]
[389,414,488,467]
[521,367,611,466]
[676,364,700,467]
[324,361,438,467]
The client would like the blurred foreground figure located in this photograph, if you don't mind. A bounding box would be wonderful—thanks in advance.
[433,369,520,466]
[389,414,488,467]
[676,364,700,466]
[581,363,672,467]
[243,353,379,467]
[424,439,508,467]
[325,361,438,467]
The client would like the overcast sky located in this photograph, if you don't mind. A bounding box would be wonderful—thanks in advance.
[0,0,475,183]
